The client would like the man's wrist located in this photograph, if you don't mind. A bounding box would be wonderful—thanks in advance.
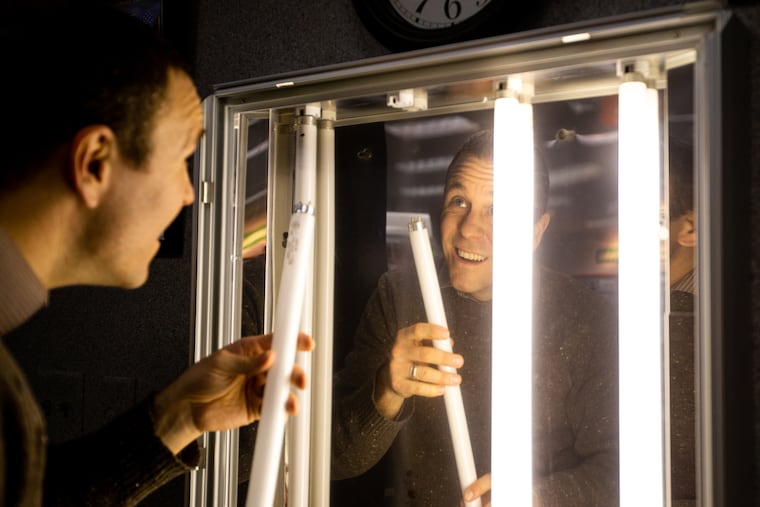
[373,365,404,419]
[151,386,199,455]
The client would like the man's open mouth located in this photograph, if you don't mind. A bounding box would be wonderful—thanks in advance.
[456,248,487,262]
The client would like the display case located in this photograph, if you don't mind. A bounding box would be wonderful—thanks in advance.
[190,3,748,506]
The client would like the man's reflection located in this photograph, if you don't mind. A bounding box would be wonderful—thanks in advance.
[332,130,619,506]
[668,139,696,507]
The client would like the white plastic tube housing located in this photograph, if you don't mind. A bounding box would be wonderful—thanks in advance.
[408,218,481,507]
[618,78,665,507]
[287,108,319,507]
[309,112,336,507]
[246,205,315,507]
[491,94,534,506]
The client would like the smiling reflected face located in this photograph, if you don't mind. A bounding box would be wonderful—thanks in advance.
[440,156,494,302]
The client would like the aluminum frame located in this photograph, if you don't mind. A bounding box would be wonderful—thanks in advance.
[189,3,739,505]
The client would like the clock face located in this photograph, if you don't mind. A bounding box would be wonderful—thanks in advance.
[353,0,515,52]
[388,0,492,30]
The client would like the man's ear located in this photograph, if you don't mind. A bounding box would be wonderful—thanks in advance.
[533,212,551,250]
[676,210,697,248]
[70,125,116,208]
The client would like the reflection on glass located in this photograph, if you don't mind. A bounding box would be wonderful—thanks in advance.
[666,63,697,507]
[238,119,270,505]
[229,54,698,507]
[331,97,619,505]
[242,121,270,262]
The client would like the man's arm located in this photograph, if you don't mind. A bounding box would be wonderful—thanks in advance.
[44,332,313,505]
[332,272,462,480]
[331,276,408,479]
[44,396,195,506]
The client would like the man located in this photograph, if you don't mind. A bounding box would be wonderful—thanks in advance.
[332,130,619,506]
[0,6,311,505]
[667,139,696,507]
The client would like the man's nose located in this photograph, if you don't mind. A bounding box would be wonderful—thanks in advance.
[182,169,195,206]
[459,209,486,237]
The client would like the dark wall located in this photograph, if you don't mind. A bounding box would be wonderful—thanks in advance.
[188,0,390,98]
[5,0,759,505]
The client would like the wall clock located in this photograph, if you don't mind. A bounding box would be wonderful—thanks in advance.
[353,0,517,52]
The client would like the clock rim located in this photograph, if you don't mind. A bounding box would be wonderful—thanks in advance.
[353,0,511,52]
[387,0,494,30]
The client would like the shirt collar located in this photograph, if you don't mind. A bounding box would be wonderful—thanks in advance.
[671,269,696,295]
[0,228,48,335]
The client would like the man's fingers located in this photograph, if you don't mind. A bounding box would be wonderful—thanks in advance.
[231,333,273,356]
[407,378,445,397]
[290,364,308,390]
[285,392,300,415]
[234,331,314,355]
[296,332,315,351]
[213,347,274,376]
[463,473,491,504]
[408,323,450,344]
[409,364,461,386]
[391,338,463,371]
[410,346,463,369]
[388,363,457,398]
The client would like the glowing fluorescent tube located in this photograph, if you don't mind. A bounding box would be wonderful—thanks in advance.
[491,94,534,506]
[618,78,664,507]
[408,217,481,507]
[246,204,315,507]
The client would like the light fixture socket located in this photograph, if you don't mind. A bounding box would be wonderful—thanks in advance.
[617,58,661,86]
[492,77,534,102]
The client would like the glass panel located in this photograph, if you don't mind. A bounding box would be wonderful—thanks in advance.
[329,91,622,505]
[229,58,697,505]
[192,10,717,505]
[239,118,270,504]
[666,62,697,507]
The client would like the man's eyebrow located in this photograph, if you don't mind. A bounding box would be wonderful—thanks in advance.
[444,179,465,193]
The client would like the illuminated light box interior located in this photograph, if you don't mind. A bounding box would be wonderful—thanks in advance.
[189,5,740,507]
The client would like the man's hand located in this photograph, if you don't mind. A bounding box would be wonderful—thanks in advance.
[462,473,491,506]
[152,332,314,454]
[373,322,463,419]
[462,474,542,507]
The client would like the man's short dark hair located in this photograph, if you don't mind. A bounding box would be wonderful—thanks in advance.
[669,138,694,219]
[444,129,550,220]
[0,3,189,191]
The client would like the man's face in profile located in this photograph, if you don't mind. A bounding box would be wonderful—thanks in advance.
[440,156,494,302]
[88,68,202,289]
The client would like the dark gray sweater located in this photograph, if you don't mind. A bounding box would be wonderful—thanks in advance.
[0,230,198,506]
[669,288,695,507]
[332,266,619,506]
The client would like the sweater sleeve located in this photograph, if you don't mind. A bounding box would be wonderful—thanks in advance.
[43,395,200,507]
[331,273,412,480]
